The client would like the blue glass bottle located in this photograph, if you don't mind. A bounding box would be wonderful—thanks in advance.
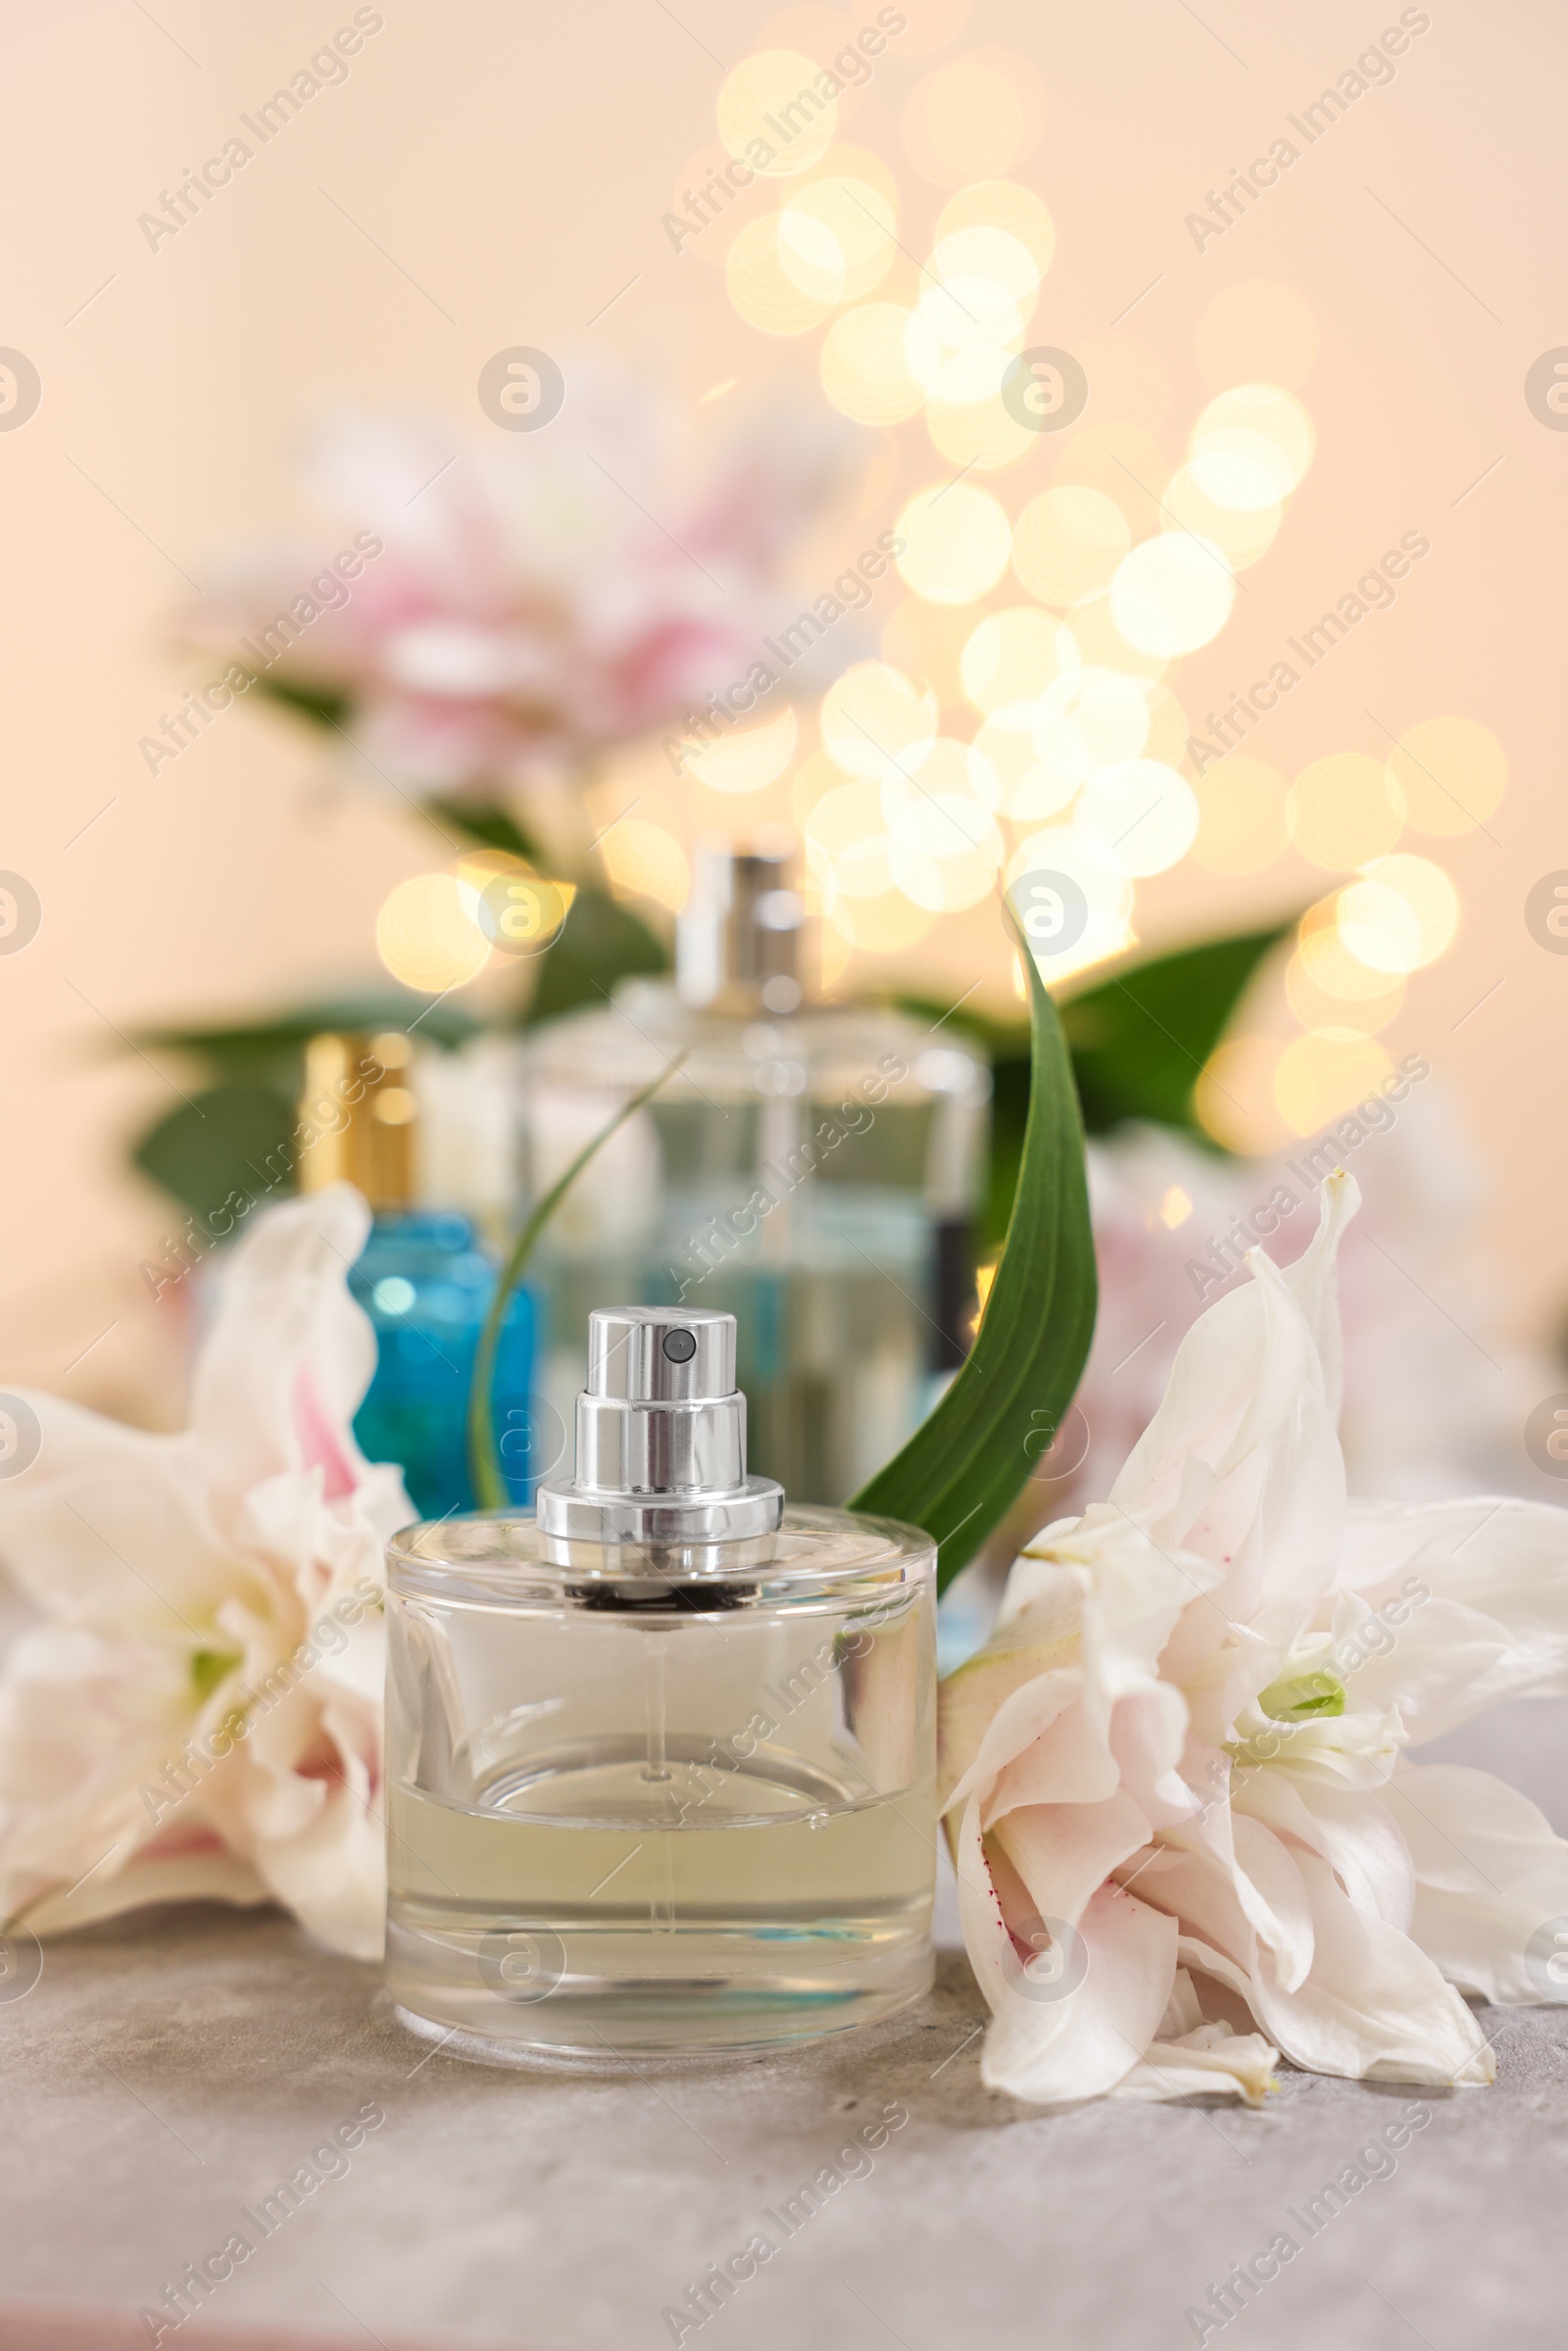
[350,1210,537,1519]
[301,1032,540,1519]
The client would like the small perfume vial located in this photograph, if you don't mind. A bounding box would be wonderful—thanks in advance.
[384,1304,936,2061]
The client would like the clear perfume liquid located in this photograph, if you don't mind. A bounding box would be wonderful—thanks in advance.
[383,1506,937,2062]
[386,1742,936,2057]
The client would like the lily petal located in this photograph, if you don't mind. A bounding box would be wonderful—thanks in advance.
[1391,1760,1568,2004]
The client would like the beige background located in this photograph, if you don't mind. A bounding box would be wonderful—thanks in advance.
[2,0,1564,1417]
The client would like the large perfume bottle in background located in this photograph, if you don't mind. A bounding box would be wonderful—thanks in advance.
[384,1304,936,2061]
[519,849,990,1504]
[300,1032,538,1518]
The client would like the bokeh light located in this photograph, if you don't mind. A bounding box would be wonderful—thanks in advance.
[1004,825,1135,982]
[821,659,938,778]
[805,779,896,898]
[788,748,847,828]
[1196,280,1320,390]
[601,820,690,911]
[778,176,897,302]
[1386,716,1507,837]
[879,734,1003,892]
[1339,855,1460,973]
[725,215,836,333]
[1286,949,1403,1036]
[1286,753,1405,868]
[1298,896,1405,1002]
[1110,531,1236,658]
[824,886,936,951]
[1062,667,1152,767]
[1068,590,1173,682]
[454,850,573,960]
[376,873,490,994]
[1273,1030,1395,1135]
[682,706,800,792]
[934,177,1054,271]
[906,229,1039,406]
[820,302,925,422]
[959,607,1078,715]
[1142,681,1190,765]
[925,384,1039,471]
[717,51,838,176]
[1190,755,1290,875]
[969,711,1082,821]
[901,52,1045,184]
[1012,486,1130,606]
[895,480,1012,602]
[1078,759,1200,876]
[1162,461,1281,570]
[1189,383,1315,510]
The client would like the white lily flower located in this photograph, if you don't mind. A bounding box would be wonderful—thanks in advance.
[0,1186,411,1959]
[940,1171,1568,2105]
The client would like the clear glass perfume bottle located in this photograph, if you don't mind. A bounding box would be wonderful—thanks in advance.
[384,1304,936,2062]
[519,848,990,1504]
[300,1031,538,1517]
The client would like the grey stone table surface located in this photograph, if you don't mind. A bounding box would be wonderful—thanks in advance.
[5,1699,1568,2351]
[1,1903,1564,2350]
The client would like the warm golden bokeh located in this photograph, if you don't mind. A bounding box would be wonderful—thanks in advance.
[894,479,1012,603]
[820,302,926,422]
[1011,487,1132,608]
[725,215,837,334]
[1273,1029,1395,1135]
[821,659,939,778]
[901,52,1046,184]
[1339,856,1461,974]
[1286,753,1405,869]
[717,51,839,175]
[1111,532,1236,660]
[376,873,491,995]
[1386,716,1508,837]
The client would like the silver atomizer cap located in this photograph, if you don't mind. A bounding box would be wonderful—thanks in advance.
[536,1306,784,1551]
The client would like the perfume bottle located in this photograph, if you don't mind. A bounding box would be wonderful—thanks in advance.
[300,1031,538,1517]
[520,848,989,1504]
[384,1303,936,2061]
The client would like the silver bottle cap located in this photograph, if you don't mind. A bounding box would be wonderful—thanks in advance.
[536,1306,784,1551]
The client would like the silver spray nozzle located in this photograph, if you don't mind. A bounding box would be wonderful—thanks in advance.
[537,1306,784,1552]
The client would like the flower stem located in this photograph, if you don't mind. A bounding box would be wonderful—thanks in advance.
[466,1055,687,1509]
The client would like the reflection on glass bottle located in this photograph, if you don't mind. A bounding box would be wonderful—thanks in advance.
[383,1304,937,2061]
[300,1032,537,1518]
[519,849,989,1504]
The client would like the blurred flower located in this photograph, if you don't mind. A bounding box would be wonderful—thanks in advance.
[1030,1086,1555,1522]
[0,1187,408,1959]
[941,1173,1568,2106]
[188,366,860,791]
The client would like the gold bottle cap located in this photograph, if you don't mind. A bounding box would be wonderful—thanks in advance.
[298,1031,417,1208]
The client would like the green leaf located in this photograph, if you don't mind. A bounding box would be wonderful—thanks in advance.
[851,950,1097,1592]
[423,796,545,864]
[249,674,353,731]
[896,917,1296,1251]
[519,884,669,1027]
[1061,921,1293,1138]
[131,1082,300,1228]
[468,1059,687,1508]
